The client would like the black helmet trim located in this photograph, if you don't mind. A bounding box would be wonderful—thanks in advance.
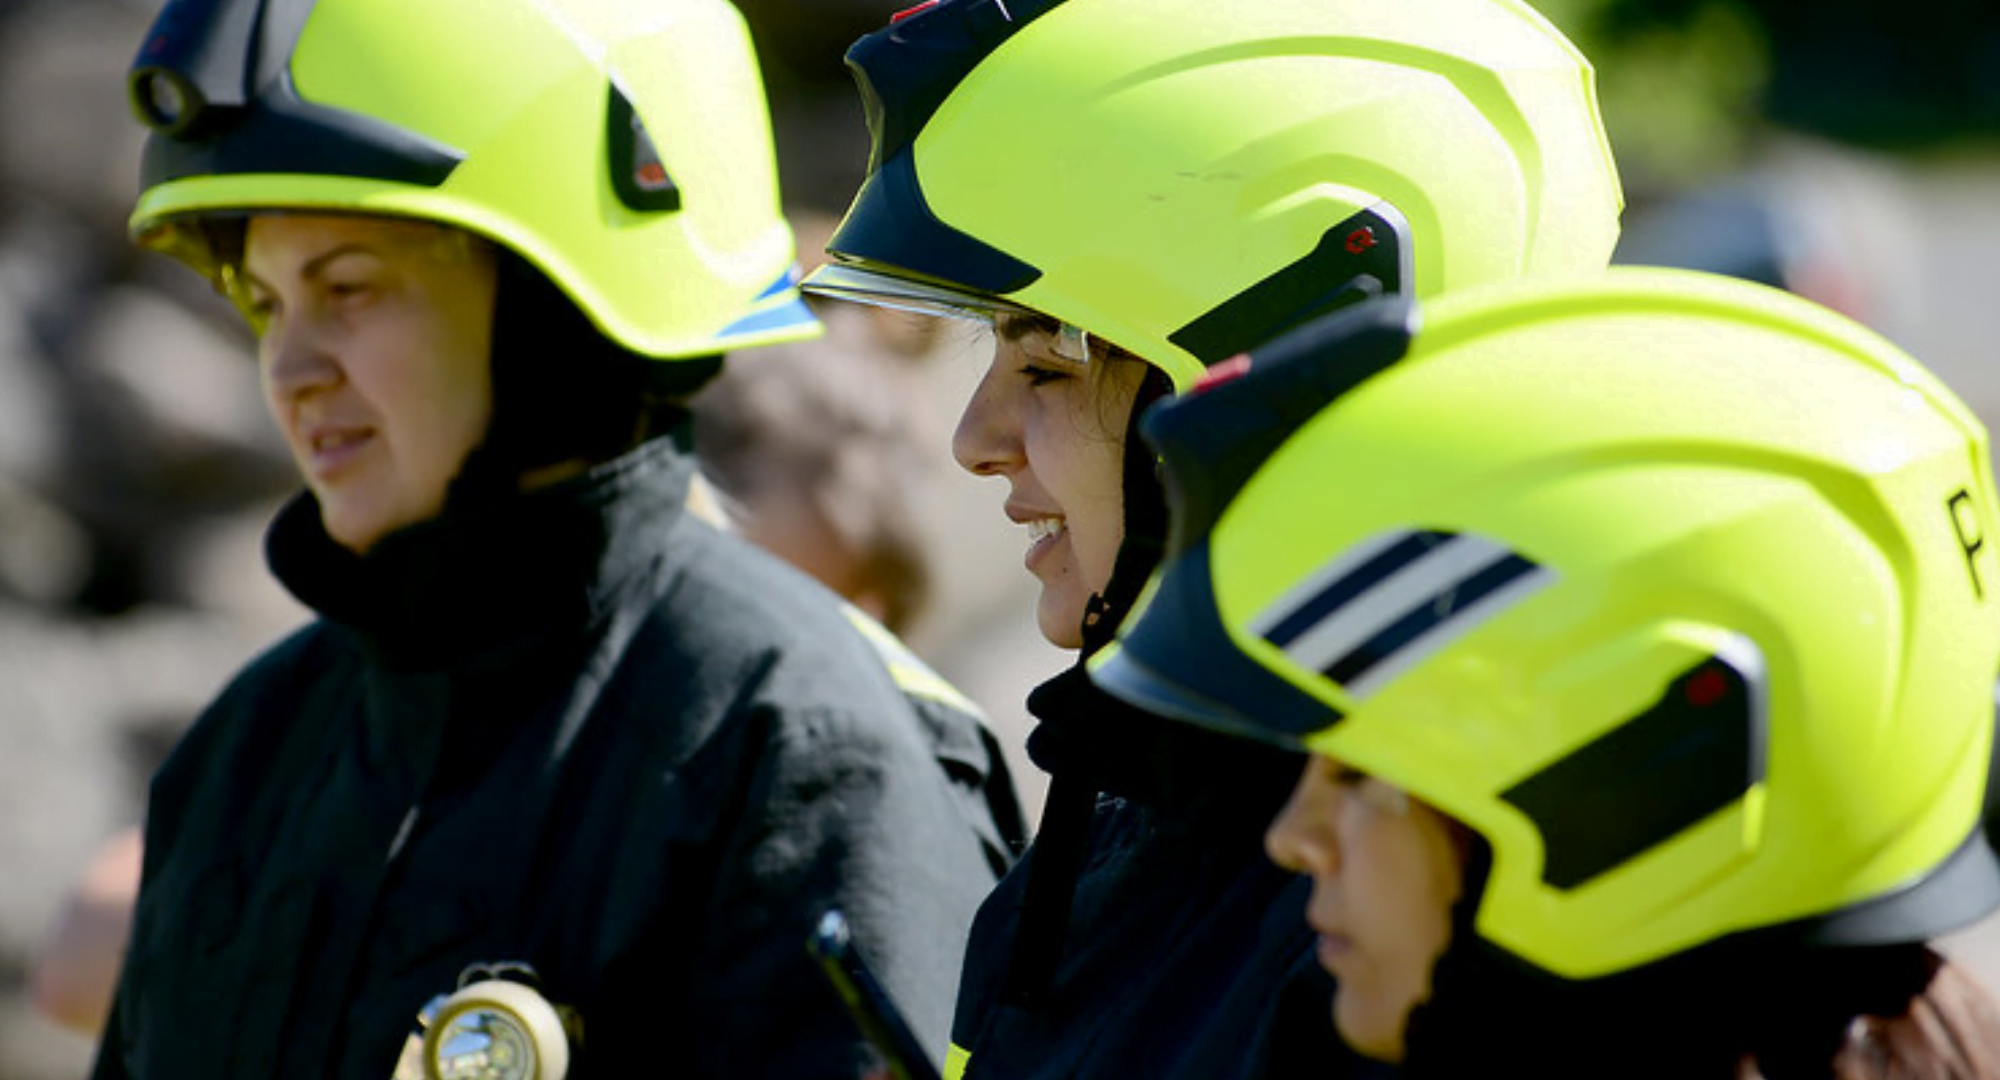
[1795,684,2000,948]
[823,151,1040,296]
[133,0,462,190]
[1799,824,2000,948]
[138,67,464,191]
[1140,292,1418,556]
[1092,539,1349,745]
[821,0,1064,296]
[846,0,1064,171]
[129,0,277,131]
[1501,640,1769,891]
[1168,203,1414,365]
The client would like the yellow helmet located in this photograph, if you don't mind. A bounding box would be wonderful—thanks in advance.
[127,0,817,359]
[804,0,1623,389]
[1092,267,2000,979]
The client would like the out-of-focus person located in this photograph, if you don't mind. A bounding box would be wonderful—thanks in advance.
[693,299,935,636]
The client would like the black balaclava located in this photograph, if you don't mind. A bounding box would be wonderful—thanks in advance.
[1079,364,1175,655]
[1002,362,1305,1009]
[447,249,721,508]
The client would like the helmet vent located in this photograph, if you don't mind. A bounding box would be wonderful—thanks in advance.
[607,82,681,213]
[1169,204,1411,365]
[1502,641,1769,891]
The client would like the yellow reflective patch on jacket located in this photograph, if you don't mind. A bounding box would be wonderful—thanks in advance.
[844,605,983,717]
[944,1042,972,1080]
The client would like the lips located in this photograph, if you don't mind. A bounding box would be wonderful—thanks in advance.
[1308,901,1353,972]
[1315,931,1355,972]
[1007,503,1067,572]
[1023,518,1067,571]
[312,429,367,453]
[300,423,374,476]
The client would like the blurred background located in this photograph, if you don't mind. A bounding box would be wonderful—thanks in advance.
[0,0,1995,1074]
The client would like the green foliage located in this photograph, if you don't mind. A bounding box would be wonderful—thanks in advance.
[1531,0,1770,193]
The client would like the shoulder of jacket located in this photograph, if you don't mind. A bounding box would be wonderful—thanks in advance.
[839,604,983,719]
[199,622,351,715]
[649,525,869,647]
[639,535,936,704]
[148,622,349,834]
[169,621,358,770]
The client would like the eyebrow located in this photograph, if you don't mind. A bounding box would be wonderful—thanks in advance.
[993,310,1141,363]
[994,311,1061,342]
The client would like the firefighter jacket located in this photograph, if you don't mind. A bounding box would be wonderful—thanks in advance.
[943,666,1393,1080]
[91,433,1024,1080]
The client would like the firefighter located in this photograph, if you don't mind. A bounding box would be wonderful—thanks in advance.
[96,1,1024,1077]
[1095,268,2000,1079]
[800,0,1623,1076]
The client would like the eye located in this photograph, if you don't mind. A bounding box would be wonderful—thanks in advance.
[1329,763,1371,788]
[238,290,277,336]
[1018,363,1072,388]
[1311,756,1370,788]
[325,278,375,302]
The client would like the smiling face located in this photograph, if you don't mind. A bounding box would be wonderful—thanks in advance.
[1265,755,1467,1063]
[951,316,1147,649]
[241,213,498,554]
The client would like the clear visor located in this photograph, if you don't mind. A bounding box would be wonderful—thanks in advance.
[802,262,1093,361]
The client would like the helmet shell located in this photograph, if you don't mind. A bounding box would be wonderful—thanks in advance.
[1094,268,2000,978]
[128,0,817,358]
[809,0,1623,389]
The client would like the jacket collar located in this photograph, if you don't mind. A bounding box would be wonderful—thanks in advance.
[266,432,697,671]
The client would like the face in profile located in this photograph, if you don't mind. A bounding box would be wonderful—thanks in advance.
[240,213,498,554]
[951,316,1147,649]
[1265,754,1467,1062]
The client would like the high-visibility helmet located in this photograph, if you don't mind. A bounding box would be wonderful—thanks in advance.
[126,0,817,359]
[803,0,1624,390]
[1091,267,2000,980]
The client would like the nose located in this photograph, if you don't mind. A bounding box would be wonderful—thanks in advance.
[951,355,1023,479]
[1266,759,1337,876]
[261,309,342,401]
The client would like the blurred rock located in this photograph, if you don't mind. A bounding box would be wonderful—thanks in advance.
[0,603,284,1078]
[0,478,88,606]
[0,0,152,231]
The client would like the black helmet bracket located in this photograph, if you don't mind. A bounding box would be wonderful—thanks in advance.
[130,0,462,190]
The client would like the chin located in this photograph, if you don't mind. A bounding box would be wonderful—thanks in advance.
[318,479,448,554]
[1036,592,1087,651]
[1334,998,1408,1064]
[318,496,400,556]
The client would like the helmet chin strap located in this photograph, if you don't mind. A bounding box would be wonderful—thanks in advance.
[1079,364,1175,657]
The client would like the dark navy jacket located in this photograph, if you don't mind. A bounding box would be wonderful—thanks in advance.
[92,435,1023,1080]
[944,668,1390,1080]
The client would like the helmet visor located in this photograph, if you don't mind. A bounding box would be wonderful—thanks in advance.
[803,262,1092,361]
